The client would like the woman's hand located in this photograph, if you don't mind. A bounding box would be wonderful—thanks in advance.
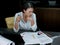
[14,16,21,30]
[16,16,21,23]
[27,17,34,26]
[27,17,32,21]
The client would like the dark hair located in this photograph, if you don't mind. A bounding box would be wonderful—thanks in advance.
[22,2,34,12]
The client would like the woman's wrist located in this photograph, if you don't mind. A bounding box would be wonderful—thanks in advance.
[15,22,18,24]
[15,21,19,25]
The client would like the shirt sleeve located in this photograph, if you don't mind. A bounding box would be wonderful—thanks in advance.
[13,13,20,32]
[31,13,37,31]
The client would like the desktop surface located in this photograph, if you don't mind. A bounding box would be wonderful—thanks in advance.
[0,28,60,45]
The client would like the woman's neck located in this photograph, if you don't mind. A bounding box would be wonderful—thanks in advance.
[23,13,27,22]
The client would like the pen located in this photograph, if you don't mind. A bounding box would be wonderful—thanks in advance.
[32,34,35,39]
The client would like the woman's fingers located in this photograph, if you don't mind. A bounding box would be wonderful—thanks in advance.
[16,16,21,22]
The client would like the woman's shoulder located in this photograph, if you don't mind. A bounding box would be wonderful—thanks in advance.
[14,12,23,18]
[33,13,36,15]
[32,13,36,17]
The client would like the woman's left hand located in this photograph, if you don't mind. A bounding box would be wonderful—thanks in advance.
[27,17,34,26]
[27,17,32,21]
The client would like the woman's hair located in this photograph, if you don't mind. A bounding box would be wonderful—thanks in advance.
[22,2,34,11]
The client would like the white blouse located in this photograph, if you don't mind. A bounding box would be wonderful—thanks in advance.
[13,12,37,32]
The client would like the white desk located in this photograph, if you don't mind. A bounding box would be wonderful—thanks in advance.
[20,31,53,45]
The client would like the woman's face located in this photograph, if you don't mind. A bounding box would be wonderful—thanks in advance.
[23,8,34,17]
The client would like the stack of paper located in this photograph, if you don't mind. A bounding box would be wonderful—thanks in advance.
[20,31,53,45]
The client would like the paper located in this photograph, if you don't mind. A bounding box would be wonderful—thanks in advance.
[0,35,15,45]
[36,31,53,44]
[20,31,53,45]
[20,32,40,44]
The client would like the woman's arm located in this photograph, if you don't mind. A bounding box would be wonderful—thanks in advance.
[31,13,37,31]
[27,13,37,31]
[13,13,21,32]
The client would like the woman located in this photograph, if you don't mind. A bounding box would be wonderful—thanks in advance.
[13,2,37,32]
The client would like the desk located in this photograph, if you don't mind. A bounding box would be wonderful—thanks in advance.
[20,32,53,45]
[0,28,53,45]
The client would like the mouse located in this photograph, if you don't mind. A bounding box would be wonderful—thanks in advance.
[37,31,43,35]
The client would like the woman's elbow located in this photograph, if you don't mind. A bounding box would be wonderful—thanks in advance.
[31,24,37,31]
[13,27,19,33]
[13,24,19,32]
[33,25,37,31]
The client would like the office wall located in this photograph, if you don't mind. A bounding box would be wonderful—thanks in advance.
[35,8,60,32]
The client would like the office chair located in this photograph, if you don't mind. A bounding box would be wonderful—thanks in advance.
[5,17,14,29]
[51,36,60,45]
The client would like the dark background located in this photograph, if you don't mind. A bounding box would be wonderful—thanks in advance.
[0,0,60,32]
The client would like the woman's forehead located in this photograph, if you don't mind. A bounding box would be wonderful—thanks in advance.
[26,8,34,11]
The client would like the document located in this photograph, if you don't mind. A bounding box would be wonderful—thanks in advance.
[20,31,53,45]
[0,35,15,45]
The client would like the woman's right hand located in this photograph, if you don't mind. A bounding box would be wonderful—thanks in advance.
[16,16,21,23]
[14,23,19,30]
[14,16,21,30]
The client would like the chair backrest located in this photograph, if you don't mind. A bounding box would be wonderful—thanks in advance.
[51,36,60,45]
[5,17,14,29]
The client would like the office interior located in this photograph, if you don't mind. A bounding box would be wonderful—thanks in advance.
[0,0,60,45]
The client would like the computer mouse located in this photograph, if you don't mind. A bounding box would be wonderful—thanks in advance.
[37,31,43,35]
